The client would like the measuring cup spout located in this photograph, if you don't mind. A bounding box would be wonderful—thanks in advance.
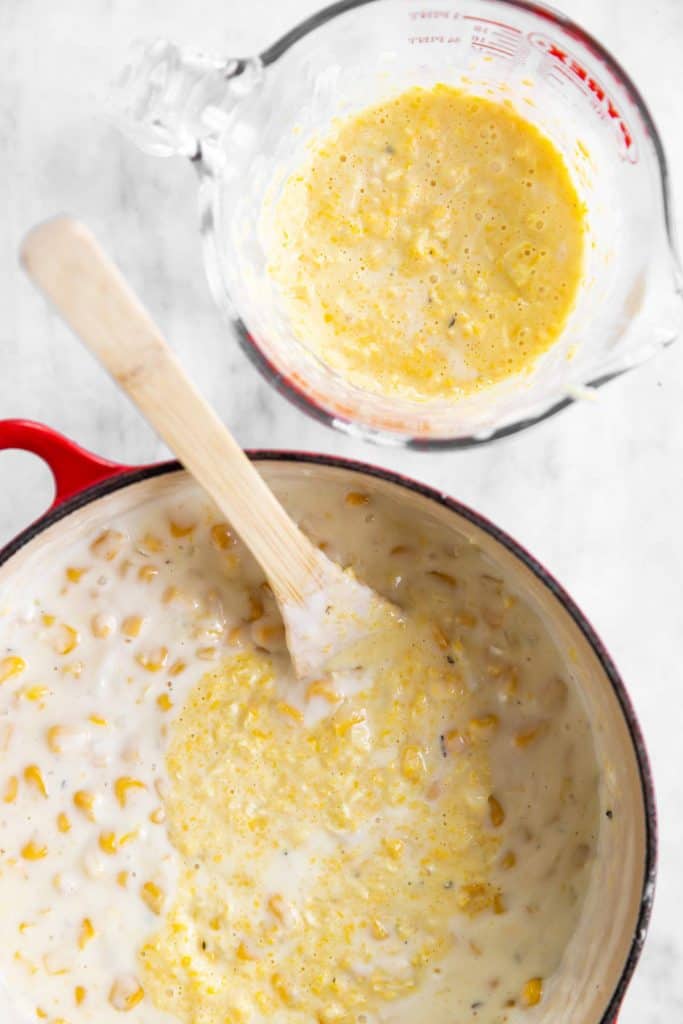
[115,39,263,162]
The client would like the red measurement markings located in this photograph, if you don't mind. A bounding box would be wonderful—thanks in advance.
[463,15,521,32]
[528,31,637,161]
[409,9,452,18]
[464,16,521,59]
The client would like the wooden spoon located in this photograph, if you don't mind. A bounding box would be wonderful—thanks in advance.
[21,217,392,679]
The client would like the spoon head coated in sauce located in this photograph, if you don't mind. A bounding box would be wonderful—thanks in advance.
[278,552,401,681]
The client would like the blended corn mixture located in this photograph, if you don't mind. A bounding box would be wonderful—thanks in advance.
[0,474,598,1024]
[268,85,585,400]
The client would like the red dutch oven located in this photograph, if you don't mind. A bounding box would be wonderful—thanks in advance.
[0,418,656,1023]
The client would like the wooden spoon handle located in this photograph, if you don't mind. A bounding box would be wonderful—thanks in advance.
[20,216,320,605]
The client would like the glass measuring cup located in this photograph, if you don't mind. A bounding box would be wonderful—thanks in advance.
[118,0,683,448]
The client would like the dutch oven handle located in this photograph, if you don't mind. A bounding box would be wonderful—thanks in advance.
[0,419,135,513]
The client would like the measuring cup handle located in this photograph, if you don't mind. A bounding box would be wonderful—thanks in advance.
[0,419,135,519]
[114,39,263,161]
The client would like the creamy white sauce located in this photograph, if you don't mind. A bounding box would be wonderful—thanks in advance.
[0,476,599,1024]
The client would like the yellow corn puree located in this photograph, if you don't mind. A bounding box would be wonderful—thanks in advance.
[0,476,599,1024]
[268,85,585,400]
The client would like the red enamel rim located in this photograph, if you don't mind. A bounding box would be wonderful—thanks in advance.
[0,418,656,1022]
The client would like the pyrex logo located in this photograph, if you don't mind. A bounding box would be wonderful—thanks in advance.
[528,32,638,163]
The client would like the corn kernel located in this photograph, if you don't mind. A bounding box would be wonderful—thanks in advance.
[468,714,499,740]
[78,918,95,949]
[306,680,341,704]
[370,918,389,940]
[457,882,497,916]
[196,646,218,661]
[75,986,86,1006]
[489,794,505,827]
[135,647,168,672]
[109,976,144,1012]
[401,745,426,782]
[117,871,129,888]
[0,722,14,752]
[245,595,264,622]
[251,622,286,652]
[149,806,165,825]
[169,518,196,538]
[65,567,87,583]
[114,776,146,808]
[268,894,286,923]
[99,832,118,855]
[271,973,295,1005]
[22,684,49,703]
[53,625,79,655]
[43,951,70,975]
[0,655,26,684]
[21,840,48,861]
[156,693,173,711]
[345,491,369,506]
[334,710,366,736]
[121,615,144,638]
[60,660,83,680]
[501,850,517,870]
[210,523,234,550]
[443,727,467,754]
[521,977,543,1007]
[47,725,74,754]
[57,812,71,834]
[3,776,18,803]
[383,838,404,860]
[139,532,164,553]
[236,940,257,961]
[41,613,55,627]
[137,564,159,583]
[91,613,115,639]
[23,765,47,798]
[141,881,164,915]
[169,659,186,676]
[73,790,97,821]
[317,1007,347,1024]
[88,714,107,727]
[90,529,125,561]
[276,701,303,724]
[515,724,543,748]
[427,570,458,587]
[99,830,135,855]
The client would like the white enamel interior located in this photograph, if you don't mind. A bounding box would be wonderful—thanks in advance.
[0,462,651,1022]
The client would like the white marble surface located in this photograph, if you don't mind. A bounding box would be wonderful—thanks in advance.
[1,0,682,1019]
